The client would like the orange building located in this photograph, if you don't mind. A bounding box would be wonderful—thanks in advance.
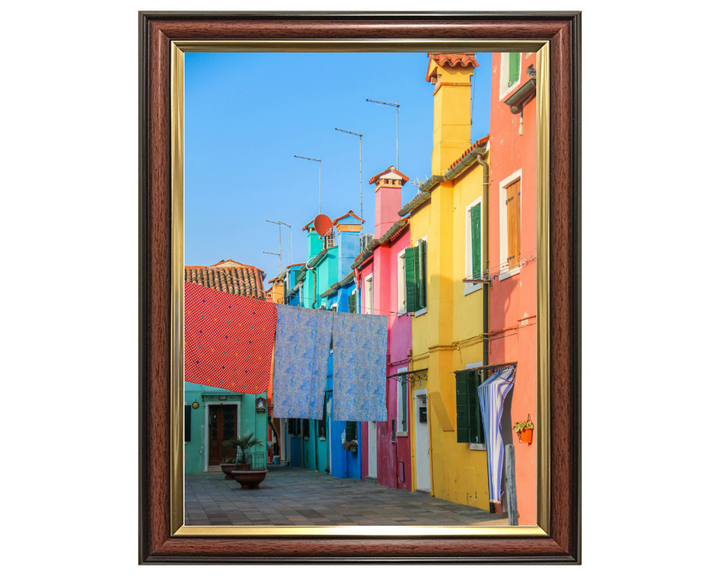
[487,52,538,524]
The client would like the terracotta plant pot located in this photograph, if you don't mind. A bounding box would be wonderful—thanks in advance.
[220,463,236,480]
[519,428,533,444]
[231,469,267,490]
[236,463,251,471]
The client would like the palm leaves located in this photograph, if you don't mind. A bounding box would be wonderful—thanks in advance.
[224,432,262,464]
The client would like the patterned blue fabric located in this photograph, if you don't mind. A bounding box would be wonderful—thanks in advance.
[332,312,388,422]
[477,366,516,503]
[273,305,333,419]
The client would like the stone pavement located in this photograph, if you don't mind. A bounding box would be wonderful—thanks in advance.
[185,465,508,526]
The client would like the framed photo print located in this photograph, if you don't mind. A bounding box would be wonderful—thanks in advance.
[139,11,581,564]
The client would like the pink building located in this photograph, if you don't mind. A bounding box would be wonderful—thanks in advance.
[353,166,413,491]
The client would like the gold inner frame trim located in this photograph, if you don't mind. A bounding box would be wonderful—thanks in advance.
[170,39,551,538]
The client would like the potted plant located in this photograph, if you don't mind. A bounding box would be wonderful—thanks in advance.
[224,433,262,471]
[513,418,534,444]
[343,440,358,452]
[220,456,236,480]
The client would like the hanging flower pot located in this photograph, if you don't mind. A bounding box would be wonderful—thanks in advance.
[519,428,533,444]
[513,416,534,445]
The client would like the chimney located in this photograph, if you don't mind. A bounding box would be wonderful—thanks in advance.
[426,52,478,175]
[302,220,323,259]
[369,166,409,238]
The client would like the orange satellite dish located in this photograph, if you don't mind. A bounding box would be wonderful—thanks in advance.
[313,214,333,237]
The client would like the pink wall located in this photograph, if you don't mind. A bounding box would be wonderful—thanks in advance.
[359,225,412,491]
[488,51,538,524]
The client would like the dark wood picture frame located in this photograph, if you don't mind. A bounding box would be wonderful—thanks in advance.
[139,11,581,564]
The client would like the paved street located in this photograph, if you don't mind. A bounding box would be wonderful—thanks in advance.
[185,465,508,526]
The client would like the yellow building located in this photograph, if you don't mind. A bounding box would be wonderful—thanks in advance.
[400,53,492,510]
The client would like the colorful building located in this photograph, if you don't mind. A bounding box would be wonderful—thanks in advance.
[487,51,538,524]
[350,166,413,490]
[278,211,365,480]
[183,259,270,474]
[397,53,492,509]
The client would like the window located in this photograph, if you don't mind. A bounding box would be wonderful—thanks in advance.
[396,370,408,435]
[345,421,357,442]
[317,417,326,439]
[499,171,522,279]
[288,418,297,437]
[302,418,309,439]
[348,289,358,313]
[397,251,407,314]
[456,369,485,445]
[404,238,427,313]
[500,53,522,99]
[465,196,483,295]
[185,405,191,442]
[330,303,338,312]
[364,274,373,314]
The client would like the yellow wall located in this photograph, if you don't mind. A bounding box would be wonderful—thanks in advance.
[408,158,491,511]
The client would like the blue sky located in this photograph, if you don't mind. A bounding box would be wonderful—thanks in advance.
[185,52,492,280]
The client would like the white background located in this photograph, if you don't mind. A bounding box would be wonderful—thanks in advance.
[2,0,718,573]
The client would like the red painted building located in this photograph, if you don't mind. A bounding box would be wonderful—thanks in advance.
[488,52,538,524]
[353,166,413,491]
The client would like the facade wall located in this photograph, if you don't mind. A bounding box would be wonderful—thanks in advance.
[184,382,267,474]
[488,51,538,525]
[407,163,491,510]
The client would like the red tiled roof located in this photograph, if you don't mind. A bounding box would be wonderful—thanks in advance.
[426,52,479,81]
[332,210,364,226]
[301,220,315,232]
[184,263,266,300]
[447,135,490,171]
[368,166,410,185]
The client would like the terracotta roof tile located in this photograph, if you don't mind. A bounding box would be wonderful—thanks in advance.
[447,135,490,171]
[426,52,479,81]
[184,262,266,300]
[332,210,364,226]
[368,166,410,185]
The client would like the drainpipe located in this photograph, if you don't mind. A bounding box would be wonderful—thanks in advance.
[477,154,491,376]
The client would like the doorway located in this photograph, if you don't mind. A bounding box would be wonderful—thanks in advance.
[367,421,377,479]
[414,390,431,492]
[207,404,238,465]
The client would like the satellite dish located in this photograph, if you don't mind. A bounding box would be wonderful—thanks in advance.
[313,214,333,237]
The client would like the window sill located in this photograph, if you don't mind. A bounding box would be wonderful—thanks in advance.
[464,282,483,296]
[396,431,408,438]
[469,443,487,451]
[499,267,521,281]
[398,308,407,316]
[414,307,428,317]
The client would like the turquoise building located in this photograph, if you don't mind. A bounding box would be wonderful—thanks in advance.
[184,383,268,474]
[280,211,364,479]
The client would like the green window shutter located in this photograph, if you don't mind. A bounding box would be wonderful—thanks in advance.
[471,204,482,279]
[508,53,520,87]
[346,421,357,442]
[185,405,191,442]
[467,371,482,444]
[348,292,356,313]
[404,247,419,313]
[456,371,470,443]
[418,239,427,309]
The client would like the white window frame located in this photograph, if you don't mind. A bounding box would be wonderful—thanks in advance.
[396,367,409,436]
[464,195,483,296]
[414,235,428,317]
[499,169,523,281]
[364,273,373,314]
[397,251,407,315]
[465,361,487,451]
[499,53,522,101]
[350,288,358,314]
[330,302,338,312]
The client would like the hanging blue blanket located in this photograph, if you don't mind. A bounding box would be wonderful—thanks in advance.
[478,366,517,503]
[332,312,388,422]
[273,305,334,419]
